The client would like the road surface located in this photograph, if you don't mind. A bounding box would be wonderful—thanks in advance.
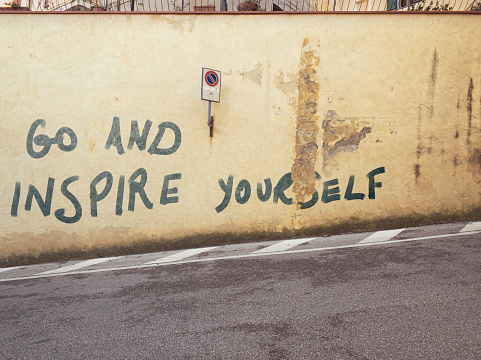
[0,222,480,359]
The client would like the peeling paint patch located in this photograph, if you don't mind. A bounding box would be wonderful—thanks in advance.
[157,15,196,32]
[274,71,299,98]
[239,62,263,86]
[291,39,320,207]
[321,110,372,167]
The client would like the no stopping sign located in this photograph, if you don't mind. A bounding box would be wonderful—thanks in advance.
[205,71,219,87]
[201,68,221,103]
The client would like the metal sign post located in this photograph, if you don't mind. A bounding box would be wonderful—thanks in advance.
[201,68,221,136]
[207,100,212,126]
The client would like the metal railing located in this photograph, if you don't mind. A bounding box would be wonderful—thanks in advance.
[5,0,479,12]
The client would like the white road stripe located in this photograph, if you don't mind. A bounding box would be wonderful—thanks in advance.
[0,266,22,273]
[145,247,218,264]
[253,238,314,254]
[37,257,121,275]
[359,228,405,244]
[1,230,479,283]
[460,222,481,232]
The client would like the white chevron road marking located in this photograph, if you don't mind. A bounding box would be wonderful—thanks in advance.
[145,247,218,264]
[1,230,479,283]
[359,228,405,244]
[0,266,22,273]
[460,222,481,233]
[253,238,315,254]
[37,257,121,275]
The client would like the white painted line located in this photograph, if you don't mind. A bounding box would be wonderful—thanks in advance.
[460,222,481,232]
[253,238,315,254]
[359,228,405,244]
[37,257,121,275]
[145,247,218,264]
[0,266,22,273]
[1,230,479,283]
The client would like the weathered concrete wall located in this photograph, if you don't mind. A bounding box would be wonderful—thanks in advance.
[0,13,480,260]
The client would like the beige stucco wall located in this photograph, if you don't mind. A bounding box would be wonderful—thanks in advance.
[0,13,480,259]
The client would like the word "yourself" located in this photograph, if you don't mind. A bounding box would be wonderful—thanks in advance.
[215,167,385,213]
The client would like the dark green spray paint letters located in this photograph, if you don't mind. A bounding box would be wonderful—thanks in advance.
[12,169,182,224]
[215,167,385,213]
[14,119,385,222]
[26,119,78,159]
[105,117,181,156]
[13,118,183,224]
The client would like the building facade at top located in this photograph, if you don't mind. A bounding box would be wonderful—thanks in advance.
[3,0,478,12]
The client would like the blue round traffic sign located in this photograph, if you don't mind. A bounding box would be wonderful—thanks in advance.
[205,71,219,87]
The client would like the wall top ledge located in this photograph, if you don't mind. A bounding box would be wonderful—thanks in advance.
[1,10,480,15]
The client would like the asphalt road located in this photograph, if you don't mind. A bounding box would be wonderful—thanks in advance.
[0,223,480,359]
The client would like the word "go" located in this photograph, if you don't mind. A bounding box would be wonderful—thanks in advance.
[26,119,77,159]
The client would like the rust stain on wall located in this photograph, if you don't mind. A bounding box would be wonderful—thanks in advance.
[468,149,481,169]
[414,50,440,182]
[88,137,96,153]
[414,164,421,179]
[429,48,439,118]
[415,106,423,181]
[467,77,474,146]
[466,78,481,171]
[321,110,372,168]
[291,38,320,206]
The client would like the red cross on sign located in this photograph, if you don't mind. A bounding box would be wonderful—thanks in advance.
[205,71,219,87]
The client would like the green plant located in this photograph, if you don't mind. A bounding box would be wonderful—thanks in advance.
[4,1,21,7]
[471,0,481,10]
[171,0,190,11]
[248,0,267,10]
[410,0,453,10]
